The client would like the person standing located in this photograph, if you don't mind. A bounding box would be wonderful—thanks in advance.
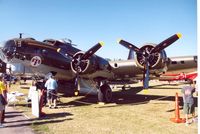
[1,75,8,124]
[181,82,196,125]
[45,75,58,109]
[0,75,7,128]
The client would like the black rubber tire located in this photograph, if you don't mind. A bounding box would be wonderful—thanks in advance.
[98,88,104,102]
[99,84,112,103]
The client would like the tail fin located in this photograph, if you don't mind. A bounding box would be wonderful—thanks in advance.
[127,50,134,60]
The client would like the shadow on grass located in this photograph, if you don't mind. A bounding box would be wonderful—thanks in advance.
[166,99,198,113]
[19,82,29,85]
[57,86,143,107]
[15,83,198,110]
[5,114,22,118]
[5,111,73,128]
[20,86,30,89]
[6,119,69,128]
[58,85,198,109]
[40,112,73,120]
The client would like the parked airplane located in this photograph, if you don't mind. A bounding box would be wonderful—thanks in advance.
[0,33,197,103]
[0,58,34,82]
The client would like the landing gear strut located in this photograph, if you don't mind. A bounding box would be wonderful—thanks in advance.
[98,84,112,103]
[74,76,80,96]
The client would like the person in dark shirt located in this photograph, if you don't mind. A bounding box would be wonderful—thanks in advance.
[181,82,196,125]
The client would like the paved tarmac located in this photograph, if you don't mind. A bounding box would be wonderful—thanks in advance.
[0,106,35,134]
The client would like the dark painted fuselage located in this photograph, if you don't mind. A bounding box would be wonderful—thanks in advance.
[0,38,77,80]
[0,38,197,83]
[0,38,112,81]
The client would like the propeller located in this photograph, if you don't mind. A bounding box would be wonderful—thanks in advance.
[150,33,181,54]
[57,42,104,95]
[72,42,104,74]
[81,42,104,60]
[57,42,104,74]
[118,39,140,53]
[57,42,104,59]
[118,33,182,89]
[143,57,149,89]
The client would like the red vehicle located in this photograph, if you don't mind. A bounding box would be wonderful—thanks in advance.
[159,72,197,83]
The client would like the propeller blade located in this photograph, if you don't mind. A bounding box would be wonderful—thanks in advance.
[74,74,80,96]
[150,33,182,54]
[81,42,104,60]
[143,58,150,89]
[118,39,140,53]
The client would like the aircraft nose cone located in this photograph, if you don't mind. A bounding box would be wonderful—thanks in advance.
[0,40,16,62]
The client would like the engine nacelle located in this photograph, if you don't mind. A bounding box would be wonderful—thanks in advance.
[135,44,168,72]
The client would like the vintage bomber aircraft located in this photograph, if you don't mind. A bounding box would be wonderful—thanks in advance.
[0,33,197,103]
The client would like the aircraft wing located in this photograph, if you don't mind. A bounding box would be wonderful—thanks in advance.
[108,55,197,81]
[166,56,197,74]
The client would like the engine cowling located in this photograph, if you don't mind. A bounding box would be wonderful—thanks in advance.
[70,51,111,75]
[135,43,168,71]
[70,51,98,74]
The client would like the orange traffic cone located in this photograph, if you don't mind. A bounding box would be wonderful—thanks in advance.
[170,92,185,123]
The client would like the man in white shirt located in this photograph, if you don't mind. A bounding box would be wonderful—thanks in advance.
[45,75,58,109]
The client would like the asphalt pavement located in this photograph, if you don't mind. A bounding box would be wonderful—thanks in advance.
[0,106,35,134]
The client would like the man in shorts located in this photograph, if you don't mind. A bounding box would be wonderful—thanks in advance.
[181,82,196,125]
[0,75,7,128]
[45,75,58,109]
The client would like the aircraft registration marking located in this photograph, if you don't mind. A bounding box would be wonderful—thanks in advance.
[30,56,42,67]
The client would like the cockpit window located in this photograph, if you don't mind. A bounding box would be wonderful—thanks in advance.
[171,61,177,64]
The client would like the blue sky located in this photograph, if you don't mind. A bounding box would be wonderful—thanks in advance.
[0,0,197,60]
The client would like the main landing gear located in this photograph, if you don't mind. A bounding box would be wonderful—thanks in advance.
[98,84,112,103]
[73,78,113,103]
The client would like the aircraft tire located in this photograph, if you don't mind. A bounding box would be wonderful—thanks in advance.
[98,88,104,102]
[99,84,112,103]
[122,86,125,91]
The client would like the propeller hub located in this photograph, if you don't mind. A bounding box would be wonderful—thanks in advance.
[71,52,90,74]
[136,44,160,68]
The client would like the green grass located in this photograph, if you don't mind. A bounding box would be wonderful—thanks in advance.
[31,122,50,134]
[8,81,198,134]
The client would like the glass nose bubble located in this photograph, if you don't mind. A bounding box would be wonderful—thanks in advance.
[0,41,6,48]
[0,48,7,62]
[1,40,16,60]
[0,40,14,63]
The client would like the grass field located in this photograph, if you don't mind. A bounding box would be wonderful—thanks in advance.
[8,81,198,134]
